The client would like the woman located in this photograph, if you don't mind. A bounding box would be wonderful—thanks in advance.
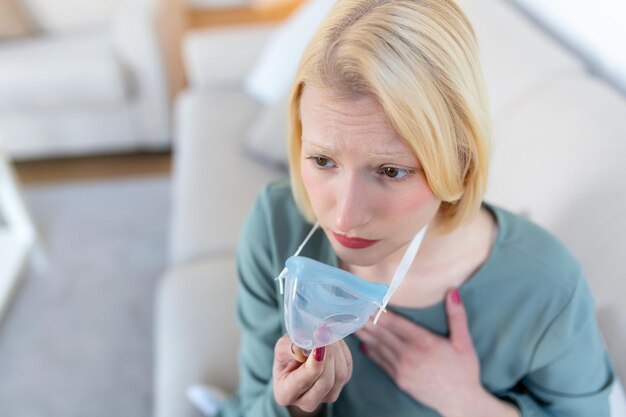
[217,0,615,415]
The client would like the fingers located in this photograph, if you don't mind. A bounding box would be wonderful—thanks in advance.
[360,310,441,358]
[375,309,439,348]
[359,339,397,378]
[445,288,473,352]
[356,324,400,364]
[275,338,327,407]
[374,309,415,339]
[284,347,327,398]
[291,344,309,363]
[274,336,353,411]
[355,314,406,380]
[321,340,352,403]
[367,294,471,354]
[356,310,444,380]
[274,335,323,403]
[274,334,303,366]
[295,351,335,411]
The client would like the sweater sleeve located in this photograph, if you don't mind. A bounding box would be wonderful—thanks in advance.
[500,271,615,416]
[218,187,291,417]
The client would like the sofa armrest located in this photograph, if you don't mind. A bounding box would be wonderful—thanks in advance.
[154,254,240,417]
[182,24,276,89]
[111,0,186,142]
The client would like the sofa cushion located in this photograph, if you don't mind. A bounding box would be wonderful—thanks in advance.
[0,0,37,40]
[21,0,122,33]
[0,105,136,160]
[457,0,584,117]
[0,31,129,111]
[242,94,289,170]
[486,74,626,320]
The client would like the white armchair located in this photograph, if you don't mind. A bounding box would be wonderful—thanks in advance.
[0,0,186,160]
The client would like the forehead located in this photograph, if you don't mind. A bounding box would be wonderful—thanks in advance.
[299,86,412,154]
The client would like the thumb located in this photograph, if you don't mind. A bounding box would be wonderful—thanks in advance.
[446,288,473,352]
[291,344,309,363]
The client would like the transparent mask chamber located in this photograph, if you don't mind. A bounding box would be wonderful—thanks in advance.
[283,256,388,350]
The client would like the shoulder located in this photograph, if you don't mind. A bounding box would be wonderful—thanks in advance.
[480,203,592,326]
[475,204,600,366]
[247,179,311,242]
[488,203,583,292]
[239,179,314,271]
[254,179,299,218]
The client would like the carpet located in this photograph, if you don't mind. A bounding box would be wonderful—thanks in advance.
[0,175,170,417]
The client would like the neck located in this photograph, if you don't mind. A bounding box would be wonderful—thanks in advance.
[343,208,495,285]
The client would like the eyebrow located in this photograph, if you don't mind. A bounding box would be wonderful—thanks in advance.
[302,139,412,160]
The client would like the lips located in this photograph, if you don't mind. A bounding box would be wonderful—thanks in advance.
[332,232,380,249]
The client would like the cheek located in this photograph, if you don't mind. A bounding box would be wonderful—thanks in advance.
[376,181,438,217]
[300,163,331,213]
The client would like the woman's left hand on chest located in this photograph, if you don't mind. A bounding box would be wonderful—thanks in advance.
[355,289,486,416]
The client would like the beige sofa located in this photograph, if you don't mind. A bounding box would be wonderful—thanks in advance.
[155,0,626,416]
[0,0,185,160]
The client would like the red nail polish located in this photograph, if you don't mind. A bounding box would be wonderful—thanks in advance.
[451,289,461,305]
[313,347,325,362]
[359,342,369,355]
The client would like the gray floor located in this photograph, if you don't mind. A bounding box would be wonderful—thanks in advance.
[0,176,170,417]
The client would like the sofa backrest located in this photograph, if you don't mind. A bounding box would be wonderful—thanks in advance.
[485,74,626,307]
[21,0,124,33]
[485,73,626,382]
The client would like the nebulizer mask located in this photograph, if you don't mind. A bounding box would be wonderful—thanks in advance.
[276,223,428,350]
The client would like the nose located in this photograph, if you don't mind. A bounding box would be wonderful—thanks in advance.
[333,174,372,233]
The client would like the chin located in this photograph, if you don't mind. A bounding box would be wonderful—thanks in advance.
[332,244,389,268]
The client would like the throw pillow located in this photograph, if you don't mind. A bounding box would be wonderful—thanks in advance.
[0,0,36,40]
[243,0,336,105]
[242,94,290,170]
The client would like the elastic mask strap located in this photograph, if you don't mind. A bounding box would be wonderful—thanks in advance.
[276,222,320,294]
[373,225,428,324]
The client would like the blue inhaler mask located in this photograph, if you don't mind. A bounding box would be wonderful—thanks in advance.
[276,223,428,350]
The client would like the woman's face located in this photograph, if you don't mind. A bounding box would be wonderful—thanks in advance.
[299,86,442,268]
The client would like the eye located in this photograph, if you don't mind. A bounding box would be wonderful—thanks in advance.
[308,156,336,168]
[315,157,332,167]
[382,167,409,179]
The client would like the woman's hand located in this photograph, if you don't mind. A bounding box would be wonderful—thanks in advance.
[355,288,497,417]
[273,334,353,415]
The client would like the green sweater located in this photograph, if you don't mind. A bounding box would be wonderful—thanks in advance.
[218,180,614,417]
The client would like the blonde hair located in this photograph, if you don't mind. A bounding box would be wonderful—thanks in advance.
[288,0,491,232]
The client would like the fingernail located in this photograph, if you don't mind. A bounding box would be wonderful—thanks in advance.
[313,347,325,362]
[451,289,461,305]
[359,342,368,355]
